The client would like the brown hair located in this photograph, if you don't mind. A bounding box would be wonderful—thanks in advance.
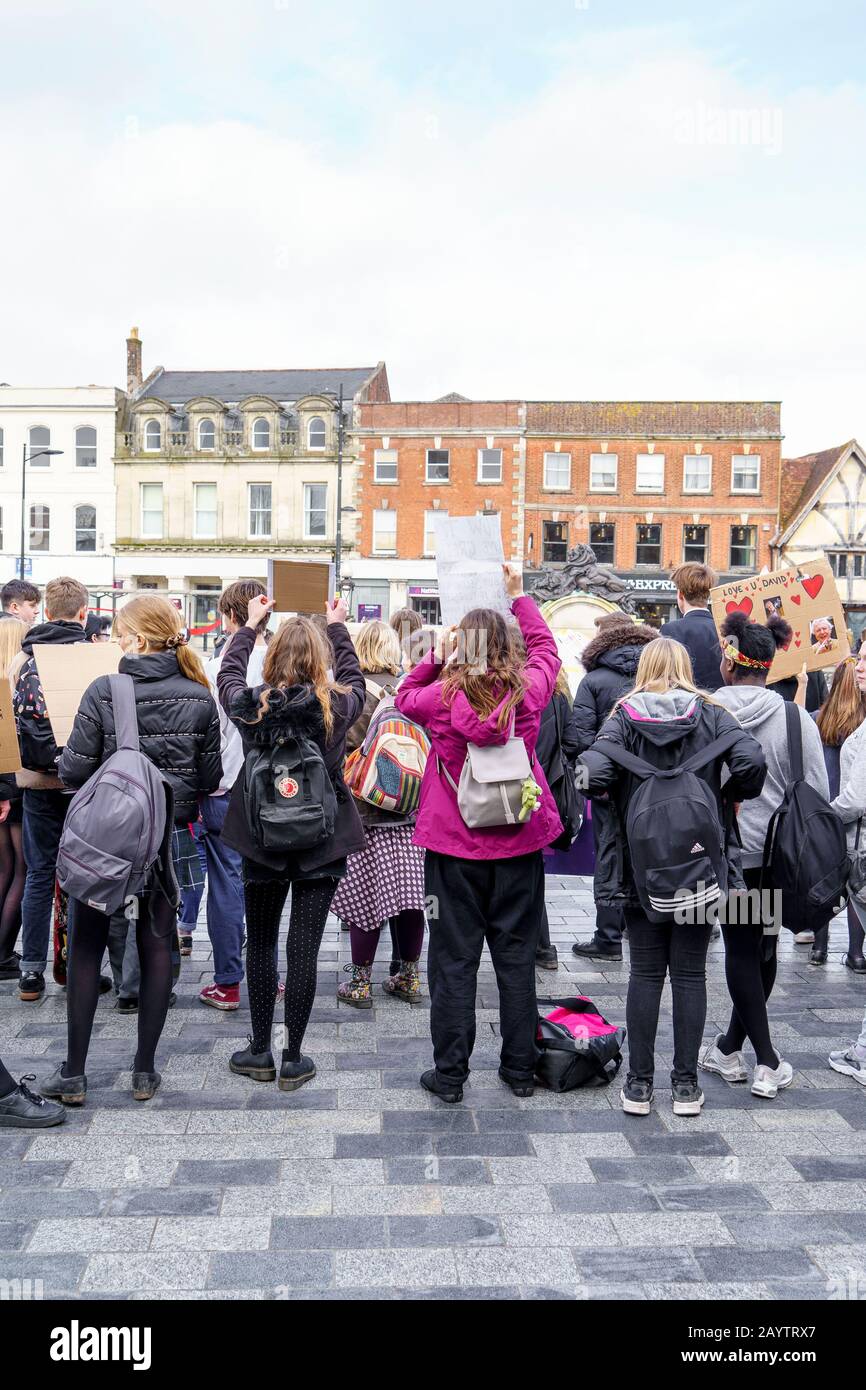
[815,658,866,747]
[594,612,634,632]
[441,608,529,732]
[115,596,209,690]
[670,562,718,606]
[253,617,348,739]
[218,579,267,628]
[389,607,422,637]
[44,576,88,620]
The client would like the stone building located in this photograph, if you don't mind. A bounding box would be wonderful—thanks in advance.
[114,329,388,628]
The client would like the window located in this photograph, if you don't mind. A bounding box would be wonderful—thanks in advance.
[140,483,163,538]
[374,449,398,483]
[636,524,662,566]
[426,449,450,482]
[590,453,617,492]
[74,426,97,468]
[198,418,216,451]
[252,417,270,451]
[424,509,448,555]
[636,453,664,491]
[308,417,326,450]
[829,552,865,579]
[683,524,708,563]
[28,426,51,463]
[730,525,756,568]
[304,483,327,539]
[373,509,397,554]
[732,454,760,492]
[30,504,50,551]
[75,504,96,552]
[543,452,571,490]
[542,521,569,564]
[143,419,161,452]
[194,483,218,539]
[589,522,615,565]
[684,454,711,491]
[477,448,502,483]
[248,484,272,537]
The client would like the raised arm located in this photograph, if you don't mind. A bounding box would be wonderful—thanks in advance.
[327,623,366,731]
[394,646,447,728]
[511,593,561,713]
[216,624,258,722]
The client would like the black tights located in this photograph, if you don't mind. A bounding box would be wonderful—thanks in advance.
[0,822,25,962]
[63,894,174,1077]
[718,923,778,1067]
[813,903,866,960]
[245,877,335,1060]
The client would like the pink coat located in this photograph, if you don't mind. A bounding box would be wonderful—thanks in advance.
[394,596,563,860]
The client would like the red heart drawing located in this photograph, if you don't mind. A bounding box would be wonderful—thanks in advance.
[790,594,801,605]
[794,639,801,648]
[802,575,824,600]
[725,598,753,616]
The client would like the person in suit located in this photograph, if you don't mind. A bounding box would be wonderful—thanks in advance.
[659,563,723,692]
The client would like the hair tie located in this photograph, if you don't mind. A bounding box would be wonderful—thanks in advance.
[167,630,189,649]
[723,642,773,671]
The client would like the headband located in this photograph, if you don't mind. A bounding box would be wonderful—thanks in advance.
[723,642,773,671]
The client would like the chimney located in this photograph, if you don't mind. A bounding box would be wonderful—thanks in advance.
[126,327,142,395]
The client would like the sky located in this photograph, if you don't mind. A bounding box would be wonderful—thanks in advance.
[1,0,865,456]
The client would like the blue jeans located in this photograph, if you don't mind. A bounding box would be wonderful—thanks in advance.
[178,795,245,986]
[20,789,70,975]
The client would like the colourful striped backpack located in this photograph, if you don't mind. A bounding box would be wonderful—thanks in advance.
[343,685,430,816]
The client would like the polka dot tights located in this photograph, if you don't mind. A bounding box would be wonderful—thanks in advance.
[245,877,336,1060]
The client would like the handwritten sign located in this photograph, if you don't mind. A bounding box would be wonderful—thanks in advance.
[436,515,510,626]
[709,556,848,683]
[0,678,21,775]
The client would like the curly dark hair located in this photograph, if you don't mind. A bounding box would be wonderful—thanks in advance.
[720,610,791,681]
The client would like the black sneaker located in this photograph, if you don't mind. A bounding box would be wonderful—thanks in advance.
[671,1081,705,1116]
[620,1078,653,1115]
[0,1075,66,1128]
[843,954,866,974]
[420,1068,463,1104]
[810,944,828,966]
[279,1053,316,1092]
[0,952,21,981]
[115,997,139,1014]
[499,1069,534,1098]
[40,1064,87,1106]
[18,971,45,1002]
[571,940,623,962]
[535,945,559,971]
[229,1038,276,1082]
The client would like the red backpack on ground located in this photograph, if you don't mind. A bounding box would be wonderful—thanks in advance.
[535,995,625,1091]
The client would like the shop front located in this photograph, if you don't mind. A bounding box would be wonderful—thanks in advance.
[617,573,679,627]
[407,583,441,626]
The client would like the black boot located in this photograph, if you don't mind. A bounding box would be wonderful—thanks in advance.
[843,953,866,974]
[131,1070,161,1102]
[535,944,559,970]
[279,1053,316,1092]
[811,925,829,965]
[420,1068,463,1104]
[40,1064,87,1106]
[229,1037,276,1082]
[571,939,622,962]
[499,1069,534,1098]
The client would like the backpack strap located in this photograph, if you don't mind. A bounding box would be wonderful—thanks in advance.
[109,674,140,754]
[596,725,744,782]
[783,699,805,784]
[593,740,658,779]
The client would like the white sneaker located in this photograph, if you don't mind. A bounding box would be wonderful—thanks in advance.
[699,1034,748,1083]
[793,931,814,944]
[828,1047,866,1085]
[751,1054,794,1099]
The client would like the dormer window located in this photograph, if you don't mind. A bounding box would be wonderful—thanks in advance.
[308,416,326,450]
[252,417,270,451]
[143,419,161,452]
[198,418,216,451]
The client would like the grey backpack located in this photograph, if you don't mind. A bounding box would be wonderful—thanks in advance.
[438,726,533,828]
[57,674,171,915]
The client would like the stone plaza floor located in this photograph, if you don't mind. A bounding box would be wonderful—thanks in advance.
[1,875,865,1302]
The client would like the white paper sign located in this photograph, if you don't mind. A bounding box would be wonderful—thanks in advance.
[436,515,510,626]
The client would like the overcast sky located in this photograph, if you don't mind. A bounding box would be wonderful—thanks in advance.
[2,0,864,456]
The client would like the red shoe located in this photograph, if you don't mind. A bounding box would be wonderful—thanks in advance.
[199,983,240,1011]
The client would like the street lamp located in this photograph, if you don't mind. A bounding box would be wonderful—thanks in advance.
[21,444,63,578]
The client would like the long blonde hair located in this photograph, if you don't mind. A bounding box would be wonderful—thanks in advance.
[354,620,401,676]
[252,616,348,739]
[0,618,25,686]
[115,596,209,690]
[615,636,723,710]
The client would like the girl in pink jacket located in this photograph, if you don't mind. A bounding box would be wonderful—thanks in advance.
[395,564,562,1102]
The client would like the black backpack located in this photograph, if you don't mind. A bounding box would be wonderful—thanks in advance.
[599,728,744,925]
[243,731,337,853]
[547,695,586,850]
[761,701,849,932]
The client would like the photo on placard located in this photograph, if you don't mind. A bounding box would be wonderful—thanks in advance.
[763,595,784,619]
[810,614,838,655]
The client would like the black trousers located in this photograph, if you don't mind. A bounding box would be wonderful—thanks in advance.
[425,849,544,1086]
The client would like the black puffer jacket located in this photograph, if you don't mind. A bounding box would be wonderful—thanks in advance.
[14,619,87,772]
[217,622,367,875]
[568,624,658,754]
[58,650,223,824]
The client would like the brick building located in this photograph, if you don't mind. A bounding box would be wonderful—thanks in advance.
[353,396,782,626]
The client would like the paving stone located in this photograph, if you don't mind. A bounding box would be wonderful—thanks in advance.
[756,1181,866,1212]
[29,1217,155,1252]
[221,1186,332,1217]
[151,1216,271,1250]
[548,1183,659,1213]
[0,1253,88,1293]
[173,1159,281,1187]
[455,1247,578,1286]
[270,1216,386,1248]
[650,1182,770,1212]
[384,1157,491,1186]
[588,1157,700,1185]
[387,1215,502,1246]
[440,1185,552,1214]
[501,1214,619,1247]
[693,1246,820,1281]
[82,1253,210,1292]
[107,1189,222,1217]
[612,1213,734,1246]
[725,1214,866,1247]
[644,1280,773,1300]
[336,1247,457,1288]
[572,1245,702,1282]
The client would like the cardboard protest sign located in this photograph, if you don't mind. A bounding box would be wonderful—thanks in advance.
[267,559,335,614]
[0,678,21,775]
[709,556,848,683]
[33,642,122,748]
[436,515,510,626]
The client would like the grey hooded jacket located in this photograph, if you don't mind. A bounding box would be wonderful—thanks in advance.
[714,685,829,868]
[830,717,866,852]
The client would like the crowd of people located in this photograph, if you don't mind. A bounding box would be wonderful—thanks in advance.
[0,557,865,1131]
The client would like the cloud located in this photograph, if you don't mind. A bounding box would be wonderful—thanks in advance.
[0,14,864,455]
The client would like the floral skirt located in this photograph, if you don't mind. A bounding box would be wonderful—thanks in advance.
[331,823,426,932]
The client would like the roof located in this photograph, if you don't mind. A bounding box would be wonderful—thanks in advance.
[525,401,782,438]
[434,392,471,403]
[137,367,380,406]
[777,441,855,535]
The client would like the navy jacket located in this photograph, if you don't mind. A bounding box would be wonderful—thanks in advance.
[659,608,723,691]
